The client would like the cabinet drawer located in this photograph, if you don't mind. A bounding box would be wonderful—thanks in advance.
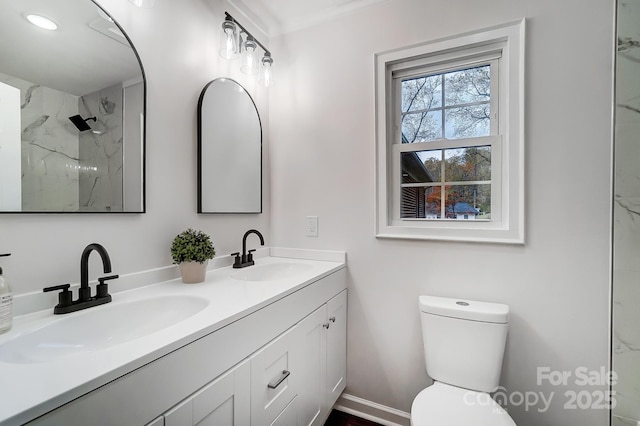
[251,326,297,426]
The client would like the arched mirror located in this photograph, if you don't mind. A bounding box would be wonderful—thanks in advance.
[198,78,262,213]
[0,0,146,213]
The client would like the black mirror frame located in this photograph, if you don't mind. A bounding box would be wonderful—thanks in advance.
[197,78,262,214]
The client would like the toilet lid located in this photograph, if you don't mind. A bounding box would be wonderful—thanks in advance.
[411,382,516,426]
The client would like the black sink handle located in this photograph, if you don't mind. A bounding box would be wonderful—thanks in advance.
[43,284,73,307]
[98,274,119,284]
[96,275,118,299]
[43,284,71,293]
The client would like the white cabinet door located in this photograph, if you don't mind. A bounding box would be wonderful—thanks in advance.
[326,290,347,408]
[164,359,250,426]
[291,306,327,426]
[251,326,297,426]
[270,396,298,426]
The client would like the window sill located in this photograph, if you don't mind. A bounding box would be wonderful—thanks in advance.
[375,224,524,244]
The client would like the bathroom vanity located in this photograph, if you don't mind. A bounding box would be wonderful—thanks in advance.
[0,249,346,426]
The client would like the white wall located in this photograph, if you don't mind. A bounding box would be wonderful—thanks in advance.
[0,0,270,294]
[269,0,613,425]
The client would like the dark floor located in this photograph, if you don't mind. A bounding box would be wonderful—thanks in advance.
[324,410,384,426]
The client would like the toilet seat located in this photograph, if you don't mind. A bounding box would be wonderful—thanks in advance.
[411,382,516,426]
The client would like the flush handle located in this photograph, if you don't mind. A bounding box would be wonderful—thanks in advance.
[268,370,290,389]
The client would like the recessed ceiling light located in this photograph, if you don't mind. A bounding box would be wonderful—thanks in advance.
[26,14,58,31]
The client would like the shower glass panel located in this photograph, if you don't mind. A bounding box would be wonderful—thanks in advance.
[613,0,640,424]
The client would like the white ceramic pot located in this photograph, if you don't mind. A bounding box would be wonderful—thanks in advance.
[178,260,208,284]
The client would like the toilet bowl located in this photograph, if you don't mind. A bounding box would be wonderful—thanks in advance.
[411,296,516,425]
[411,382,515,426]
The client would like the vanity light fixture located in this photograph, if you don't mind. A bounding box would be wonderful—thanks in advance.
[26,14,58,31]
[219,12,274,87]
[258,52,274,87]
[240,36,259,75]
[219,17,238,59]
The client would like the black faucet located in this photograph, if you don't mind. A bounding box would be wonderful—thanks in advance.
[231,229,265,268]
[43,243,119,314]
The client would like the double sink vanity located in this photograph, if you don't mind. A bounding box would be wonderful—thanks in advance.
[0,248,347,426]
[0,1,343,424]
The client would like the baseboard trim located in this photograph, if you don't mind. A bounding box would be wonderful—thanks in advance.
[334,393,411,426]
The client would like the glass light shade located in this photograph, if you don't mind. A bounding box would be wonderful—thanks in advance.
[219,20,237,59]
[240,38,259,75]
[258,54,274,87]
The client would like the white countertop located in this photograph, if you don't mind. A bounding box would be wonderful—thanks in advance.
[0,249,345,425]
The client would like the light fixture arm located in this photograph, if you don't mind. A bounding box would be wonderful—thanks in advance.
[224,12,271,57]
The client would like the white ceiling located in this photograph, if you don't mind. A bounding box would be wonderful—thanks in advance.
[227,0,388,36]
[0,0,142,96]
[0,0,385,96]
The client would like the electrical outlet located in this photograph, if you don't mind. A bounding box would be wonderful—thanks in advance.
[306,216,318,237]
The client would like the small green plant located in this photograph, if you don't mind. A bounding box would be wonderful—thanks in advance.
[170,228,215,264]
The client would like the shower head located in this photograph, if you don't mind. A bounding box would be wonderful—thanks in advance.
[68,115,96,132]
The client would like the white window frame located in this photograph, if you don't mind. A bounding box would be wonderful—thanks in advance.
[375,19,525,244]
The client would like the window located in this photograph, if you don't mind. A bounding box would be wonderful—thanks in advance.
[375,20,525,243]
[398,63,497,222]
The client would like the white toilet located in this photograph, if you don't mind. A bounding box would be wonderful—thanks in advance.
[411,295,516,425]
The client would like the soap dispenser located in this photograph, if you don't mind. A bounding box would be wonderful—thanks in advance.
[0,253,13,334]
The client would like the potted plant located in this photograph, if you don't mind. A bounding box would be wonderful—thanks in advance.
[171,228,215,283]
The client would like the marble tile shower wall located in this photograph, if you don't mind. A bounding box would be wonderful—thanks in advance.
[0,72,124,212]
[0,72,80,211]
[78,83,123,212]
[613,0,640,425]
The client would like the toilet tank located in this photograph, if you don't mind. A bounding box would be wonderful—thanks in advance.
[419,295,509,393]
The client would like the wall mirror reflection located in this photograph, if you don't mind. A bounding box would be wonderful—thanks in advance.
[0,0,146,213]
[198,78,262,214]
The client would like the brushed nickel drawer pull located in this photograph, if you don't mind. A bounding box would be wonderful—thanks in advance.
[268,370,290,389]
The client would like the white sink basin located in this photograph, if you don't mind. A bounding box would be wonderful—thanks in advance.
[0,295,208,364]
[231,262,313,282]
